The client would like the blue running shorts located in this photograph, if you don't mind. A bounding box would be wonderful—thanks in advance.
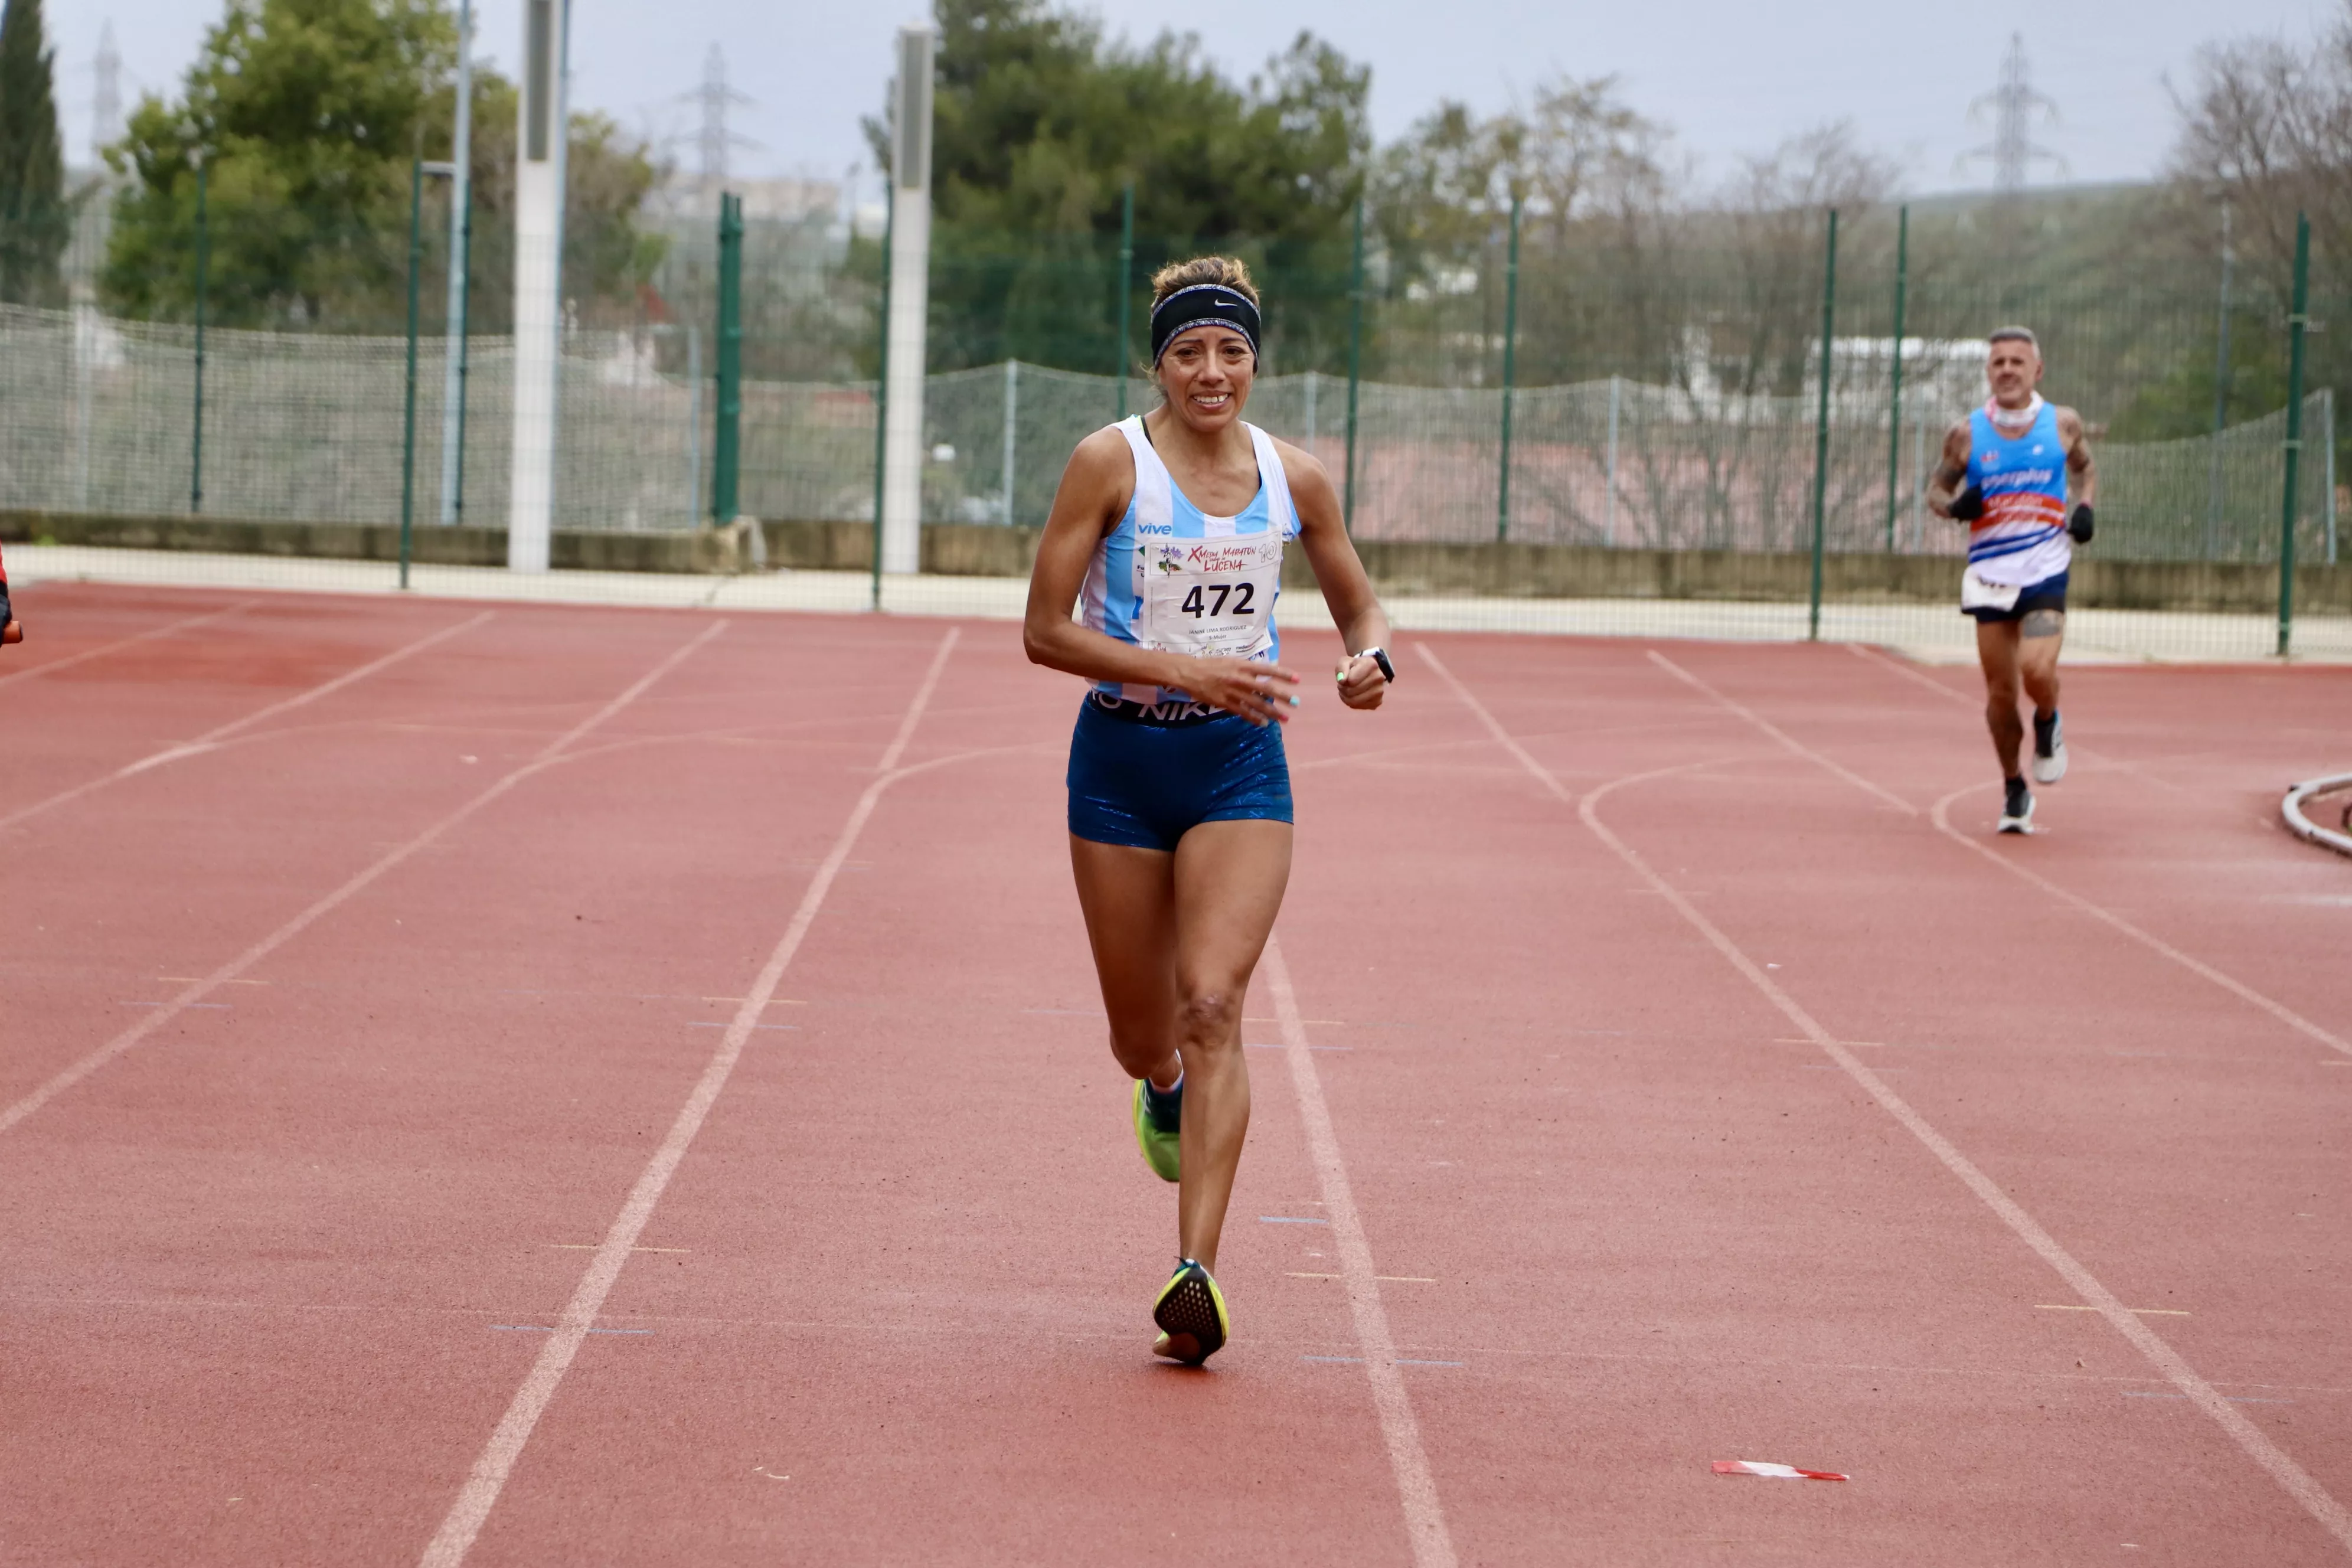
[1066,694,1293,851]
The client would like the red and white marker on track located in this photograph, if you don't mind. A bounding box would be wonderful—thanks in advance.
[1713,1460,1848,1481]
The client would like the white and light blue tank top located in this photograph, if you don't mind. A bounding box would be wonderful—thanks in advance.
[1964,396,2072,587]
[1079,416,1301,707]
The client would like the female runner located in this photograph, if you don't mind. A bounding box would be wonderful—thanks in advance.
[1022,257,1394,1366]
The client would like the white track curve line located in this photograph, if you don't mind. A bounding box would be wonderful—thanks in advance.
[1420,641,2352,1558]
[1670,643,2339,1056]
[414,625,961,1568]
[0,620,726,1139]
[0,597,258,692]
[1929,786,2351,1059]
[0,609,495,835]
[1262,935,1458,1568]
[1646,649,1919,815]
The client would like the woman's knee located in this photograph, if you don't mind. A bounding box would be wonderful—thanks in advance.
[1172,984,1244,1051]
[1105,1023,1173,1079]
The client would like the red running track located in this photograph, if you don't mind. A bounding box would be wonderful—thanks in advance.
[4,579,2350,1566]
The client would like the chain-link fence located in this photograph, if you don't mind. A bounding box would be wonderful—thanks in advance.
[8,305,2335,560]
[8,190,2350,658]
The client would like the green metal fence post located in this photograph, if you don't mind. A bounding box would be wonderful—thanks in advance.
[711,192,744,525]
[870,192,894,613]
[1344,198,1364,530]
[452,172,473,523]
[1497,193,1521,543]
[1883,204,1907,552]
[1115,181,1133,421]
[2278,211,2310,659]
[2207,200,2234,557]
[1808,208,1839,642]
[191,156,208,515]
[399,156,424,591]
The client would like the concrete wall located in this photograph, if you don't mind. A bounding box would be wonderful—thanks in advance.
[5,508,2344,615]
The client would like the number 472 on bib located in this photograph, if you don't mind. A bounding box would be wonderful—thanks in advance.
[1181,582,1256,618]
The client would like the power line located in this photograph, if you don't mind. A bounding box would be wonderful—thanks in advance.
[1962,32,2066,193]
[93,21,123,163]
[691,43,759,195]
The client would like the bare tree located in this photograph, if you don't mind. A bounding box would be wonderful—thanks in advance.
[2168,4,2352,298]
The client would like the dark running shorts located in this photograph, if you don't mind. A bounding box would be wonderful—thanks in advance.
[1066,694,1293,852]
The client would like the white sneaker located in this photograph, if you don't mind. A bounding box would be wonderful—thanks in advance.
[1997,780,2036,834]
[2031,712,2068,785]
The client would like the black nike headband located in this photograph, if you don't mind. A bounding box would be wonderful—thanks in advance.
[1149,284,1262,367]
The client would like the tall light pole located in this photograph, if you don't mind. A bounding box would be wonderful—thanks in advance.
[506,0,569,572]
[878,24,936,577]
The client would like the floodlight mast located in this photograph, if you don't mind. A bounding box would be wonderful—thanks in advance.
[507,0,570,571]
[878,25,936,576]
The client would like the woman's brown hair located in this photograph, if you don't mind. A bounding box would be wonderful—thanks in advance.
[1148,256,1259,310]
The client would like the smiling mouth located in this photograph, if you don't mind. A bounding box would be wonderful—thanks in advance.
[1191,393,1231,408]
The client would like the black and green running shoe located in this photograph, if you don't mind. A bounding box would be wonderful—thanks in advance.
[1152,1257,1229,1365]
[1132,1077,1181,1182]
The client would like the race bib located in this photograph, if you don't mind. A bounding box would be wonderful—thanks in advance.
[1960,569,2021,613]
[1140,533,1283,659]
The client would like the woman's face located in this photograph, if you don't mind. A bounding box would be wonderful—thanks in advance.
[1155,325,1256,433]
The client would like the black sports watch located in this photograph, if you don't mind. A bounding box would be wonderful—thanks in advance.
[1360,646,1395,683]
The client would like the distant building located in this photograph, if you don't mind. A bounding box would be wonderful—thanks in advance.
[654,175,840,227]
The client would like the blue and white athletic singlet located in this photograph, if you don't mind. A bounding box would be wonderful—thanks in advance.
[1080,417,1301,705]
[1963,396,2072,587]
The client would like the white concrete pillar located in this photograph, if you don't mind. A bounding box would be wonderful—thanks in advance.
[880,24,935,576]
[507,0,568,572]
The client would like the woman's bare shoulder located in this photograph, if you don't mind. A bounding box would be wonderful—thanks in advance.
[1266,435,1337,507]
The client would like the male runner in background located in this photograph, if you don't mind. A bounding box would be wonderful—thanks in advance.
[0,539,18,645]
[1929,328,2096,833]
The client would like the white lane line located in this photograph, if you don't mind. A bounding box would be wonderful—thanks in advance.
[0,597,257,692]
[0,609,496,834]
[1647,649,1919,815]
[1420,640,2352,1559]
[0,621,726,1139]
[1672,642,2348,1060]
[415,626,961,1568]
[1262,935,1458,1568]
[1843,641,2191,796]
[1844,641,1970,703]
[1929,786,2351,1060]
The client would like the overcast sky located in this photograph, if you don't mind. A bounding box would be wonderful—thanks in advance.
[52,0,2341,202]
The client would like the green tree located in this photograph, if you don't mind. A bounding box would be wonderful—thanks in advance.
[0,0,67,305]
[880,0,1370,371]
[101,0,664,331]
[103,0,454,326]
[459,77,669,334]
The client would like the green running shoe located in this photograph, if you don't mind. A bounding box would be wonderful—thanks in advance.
[1152,1257,1229,1365]
[1132,1077,1181,1183]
